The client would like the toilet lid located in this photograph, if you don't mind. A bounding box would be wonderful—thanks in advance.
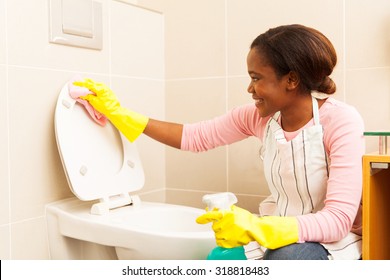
[54,81,145,201]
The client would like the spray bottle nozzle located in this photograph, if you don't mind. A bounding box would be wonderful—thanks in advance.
[202,192,237,211]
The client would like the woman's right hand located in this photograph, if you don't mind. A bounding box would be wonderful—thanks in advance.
[73,78,149,143]
[73,78,121,116]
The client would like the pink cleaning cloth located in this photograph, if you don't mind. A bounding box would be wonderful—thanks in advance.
[68,78,107,126]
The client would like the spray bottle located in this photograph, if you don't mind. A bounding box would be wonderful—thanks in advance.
[202,192,247,260]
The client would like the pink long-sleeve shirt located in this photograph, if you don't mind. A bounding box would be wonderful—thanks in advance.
[181,97,365,244]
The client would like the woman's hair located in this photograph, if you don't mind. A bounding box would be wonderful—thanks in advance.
[250,24,337,94]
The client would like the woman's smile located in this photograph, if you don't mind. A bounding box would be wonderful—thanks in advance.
[252,96,264,108]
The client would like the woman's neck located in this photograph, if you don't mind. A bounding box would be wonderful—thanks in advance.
[279,94,316,132]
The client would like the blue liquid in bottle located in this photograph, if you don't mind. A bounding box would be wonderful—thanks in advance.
[207,246,247,260]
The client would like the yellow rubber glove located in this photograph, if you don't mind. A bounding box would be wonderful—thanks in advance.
[196,205,299,250]
[73,78,149,142]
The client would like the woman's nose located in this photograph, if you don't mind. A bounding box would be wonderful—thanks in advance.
[247,82,254,94]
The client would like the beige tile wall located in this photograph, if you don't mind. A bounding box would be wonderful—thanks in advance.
[0,0,10,260]
[138,0,390,212]
[345,0,390,151]
[0,0,164,259]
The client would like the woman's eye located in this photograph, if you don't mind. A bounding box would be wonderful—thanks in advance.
[251,77,259,82]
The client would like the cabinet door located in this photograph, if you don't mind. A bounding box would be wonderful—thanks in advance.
[362,155,390,260]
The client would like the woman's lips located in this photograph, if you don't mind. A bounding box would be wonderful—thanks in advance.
[253,97,264,107]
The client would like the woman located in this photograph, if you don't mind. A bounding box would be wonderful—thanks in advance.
[74,24,364,260]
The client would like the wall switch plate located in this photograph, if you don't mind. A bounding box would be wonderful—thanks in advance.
[62,0,94,38]
[49,0,102,50]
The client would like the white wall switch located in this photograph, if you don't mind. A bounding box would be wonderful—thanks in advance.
[49,0,102,50]
[62,0,94,38]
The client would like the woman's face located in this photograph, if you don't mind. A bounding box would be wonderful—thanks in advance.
[247,48,292,117]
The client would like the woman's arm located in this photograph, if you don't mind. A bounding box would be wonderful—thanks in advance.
[181,104,267,152]
[297,102,365,242]
[143,119,183,149]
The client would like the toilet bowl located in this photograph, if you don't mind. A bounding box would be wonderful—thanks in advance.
[46,80,215,260]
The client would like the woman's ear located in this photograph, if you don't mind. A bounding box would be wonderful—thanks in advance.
[286,71,300,90]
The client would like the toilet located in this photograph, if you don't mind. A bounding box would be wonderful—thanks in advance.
[46,81,216,260]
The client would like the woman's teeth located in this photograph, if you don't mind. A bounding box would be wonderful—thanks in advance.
[255,98,264,105]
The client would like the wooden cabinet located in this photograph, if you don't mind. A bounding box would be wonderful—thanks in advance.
[362,154,390,260]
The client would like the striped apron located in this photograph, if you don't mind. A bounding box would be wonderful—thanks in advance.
[245,96,361,260]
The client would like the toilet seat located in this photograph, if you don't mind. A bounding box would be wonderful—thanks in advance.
[55,81,144,214]
[50,80,216,259]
